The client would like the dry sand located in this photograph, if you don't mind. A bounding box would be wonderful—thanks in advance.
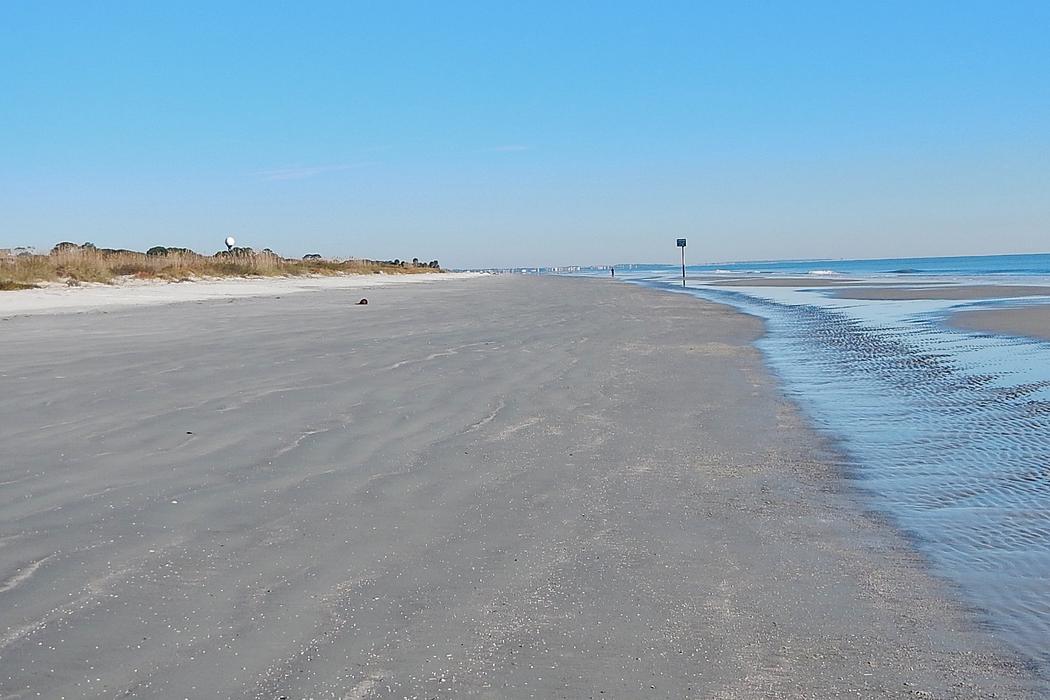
[0,276,1042,698]
[834,284,1050,300]
[0,271,483,317]
[949,303,1050,342]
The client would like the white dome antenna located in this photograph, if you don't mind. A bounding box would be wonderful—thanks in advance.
[225,236,236,252]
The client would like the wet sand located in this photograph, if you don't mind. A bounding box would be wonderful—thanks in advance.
[949,303,1050,342]
[834,284,1050,300]
[0,276,1042,698]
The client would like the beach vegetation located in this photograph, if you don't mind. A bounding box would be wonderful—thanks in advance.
[0,242,444,290]
[0,280,38,291]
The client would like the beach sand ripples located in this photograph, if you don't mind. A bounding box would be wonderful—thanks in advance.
[641,278,1050,671]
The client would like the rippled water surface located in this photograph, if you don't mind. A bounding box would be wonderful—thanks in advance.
[598,268,1050,671]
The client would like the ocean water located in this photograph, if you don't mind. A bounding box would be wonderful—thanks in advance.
[578,253,1050,672]
[619,251,1050,279]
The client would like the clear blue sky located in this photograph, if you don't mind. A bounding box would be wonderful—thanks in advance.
[2,2,1048,269]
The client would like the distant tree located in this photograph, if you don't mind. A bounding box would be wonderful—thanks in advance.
[215,246,254,258]
[428,260,440,269]
[146,246,169,256]
[51,242,80,254]
[81,242,96,250]
[303,253,323,260]
[392,259,401,266]
[412,257,419,266]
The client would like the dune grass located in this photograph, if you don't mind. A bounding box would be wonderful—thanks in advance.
[1,247,440,289]
[0,280,39,291]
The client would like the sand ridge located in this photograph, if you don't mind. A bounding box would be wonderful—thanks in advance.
[834,284,1050,300]
[949,302,1050,342]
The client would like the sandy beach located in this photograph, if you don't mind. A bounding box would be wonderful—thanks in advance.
[0,272,483,318]
[949,303,1050,342]
[0,276,1042,698]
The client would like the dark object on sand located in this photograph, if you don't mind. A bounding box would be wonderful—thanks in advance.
[357,298,368,305]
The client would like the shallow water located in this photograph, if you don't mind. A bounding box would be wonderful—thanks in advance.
[592,267,1050,671]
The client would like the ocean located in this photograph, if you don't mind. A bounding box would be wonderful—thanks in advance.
[616,251,1050,279]
[577,252,1050,673]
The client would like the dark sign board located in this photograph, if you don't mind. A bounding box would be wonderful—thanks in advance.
[676,238,687,247]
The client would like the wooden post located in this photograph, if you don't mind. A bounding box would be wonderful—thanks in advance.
[676,238,687,287]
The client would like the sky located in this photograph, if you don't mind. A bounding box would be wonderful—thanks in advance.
[2,2,1049,269]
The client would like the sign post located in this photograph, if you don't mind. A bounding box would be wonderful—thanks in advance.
[676,238,687,287]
